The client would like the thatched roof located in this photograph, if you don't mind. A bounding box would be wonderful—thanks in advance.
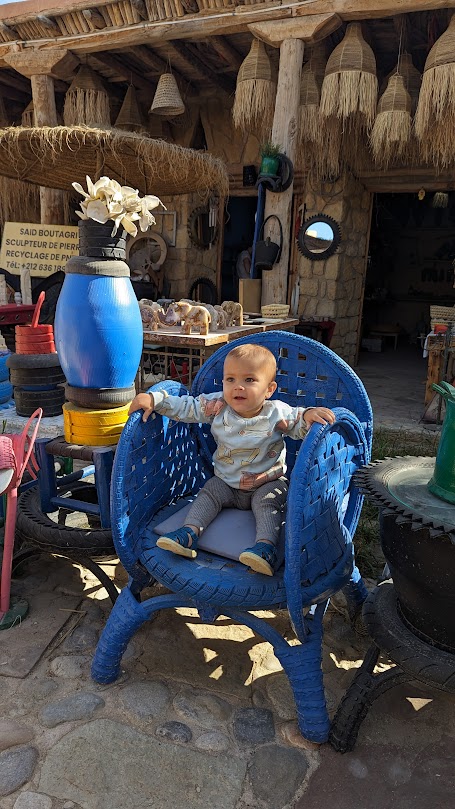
[0,125,229,197]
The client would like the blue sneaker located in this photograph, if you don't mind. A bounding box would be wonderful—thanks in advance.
[239,542,277,576]
[156,526,199,559]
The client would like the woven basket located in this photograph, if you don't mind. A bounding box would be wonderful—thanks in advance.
[430,305,455,328]
[115,85,145,133]
[261,304,290,319]
[382,52,421,115]
[232,37,275,135]
[320,22,377,128]
[370,74,412,165]
[150,73,185,118]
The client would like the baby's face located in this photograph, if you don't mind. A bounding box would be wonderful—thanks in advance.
[222,357,277,418]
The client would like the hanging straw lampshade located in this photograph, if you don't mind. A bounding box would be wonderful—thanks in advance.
[149,73,185,118]
[299,63,321,144]
[63,65,111,127]
[414,16,455,167]
[320,22,378,129]
[232,37,276,136]
[370,74,412,166]
[115,85,145,133]
[382,52,421,115]
[21,101,35,127]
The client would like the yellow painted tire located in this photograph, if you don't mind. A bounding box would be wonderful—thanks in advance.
[64,422,125,438]
[63,402,130,427]
[64,426,121,447]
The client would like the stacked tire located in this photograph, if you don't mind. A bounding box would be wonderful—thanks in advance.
[8,308,65,417]
[0,346,13,405]
[63,401,130,446]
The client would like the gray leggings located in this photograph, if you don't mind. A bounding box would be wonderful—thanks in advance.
[185,475,288,546]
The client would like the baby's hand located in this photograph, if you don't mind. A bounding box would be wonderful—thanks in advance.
[129,392,155,422]
[304,407,336,427]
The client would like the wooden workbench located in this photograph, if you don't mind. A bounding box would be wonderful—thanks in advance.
[140,317,298,388]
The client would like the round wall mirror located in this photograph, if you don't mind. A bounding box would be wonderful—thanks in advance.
[187,205,218,250]
[297,214,341,261]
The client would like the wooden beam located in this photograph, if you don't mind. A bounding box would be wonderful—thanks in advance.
[167,41,234,95]
[249,14,342,47]
[210,36,244,71]
[0,0,453,58]
[0,77,29,103]
[130,0,148,21]
[37,15,61,38]
[90,52,152,93]
[82,9,108,31]
[359,167,455,193]
[0,22,18,41]
[123,44,195,94]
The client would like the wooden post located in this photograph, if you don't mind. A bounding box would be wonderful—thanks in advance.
[261,39,304,306]
[4,51,70,225]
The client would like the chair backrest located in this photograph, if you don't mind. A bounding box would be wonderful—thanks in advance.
[191,331,373,474]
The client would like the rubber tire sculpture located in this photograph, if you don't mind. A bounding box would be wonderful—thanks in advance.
[187,277,218,305]
[9,366,65,386]
[14,386,65,417]
[65,384,136,409]
[16,482,115,558]
[7,353,62,370]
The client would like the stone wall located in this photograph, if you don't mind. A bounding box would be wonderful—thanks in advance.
[159,193,218,302]
[298,171,372,366]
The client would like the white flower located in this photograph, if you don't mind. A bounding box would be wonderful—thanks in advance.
[72,175,164,234]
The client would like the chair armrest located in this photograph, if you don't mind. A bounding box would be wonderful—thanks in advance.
[284,408,369,640]
[111,380,208,575]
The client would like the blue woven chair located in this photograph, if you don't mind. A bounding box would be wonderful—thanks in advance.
[92,331,372,743]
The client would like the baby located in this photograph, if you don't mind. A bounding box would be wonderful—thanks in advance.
[129,344,335,576]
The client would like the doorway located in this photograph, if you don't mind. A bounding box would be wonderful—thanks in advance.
[221,196,257,301]
[363,192,455,347]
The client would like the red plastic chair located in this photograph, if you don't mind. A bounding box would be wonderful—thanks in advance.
[0,408,42,628]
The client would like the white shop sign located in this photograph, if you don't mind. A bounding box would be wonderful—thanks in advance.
[0,222,78,277]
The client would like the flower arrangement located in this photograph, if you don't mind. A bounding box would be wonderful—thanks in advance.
[72,175,165,238]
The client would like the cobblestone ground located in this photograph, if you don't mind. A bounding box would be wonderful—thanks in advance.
[0,556,453,809]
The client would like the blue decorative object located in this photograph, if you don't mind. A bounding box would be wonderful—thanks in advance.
[91,331,372,743]
[55,221,143,390]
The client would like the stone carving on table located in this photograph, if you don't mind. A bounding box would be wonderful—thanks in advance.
[214,305,228,330]
[164,300,211,335]
[139,300,168,332]
[221,300,243,327]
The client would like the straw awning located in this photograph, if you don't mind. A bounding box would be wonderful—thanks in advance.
[0,126,229,198]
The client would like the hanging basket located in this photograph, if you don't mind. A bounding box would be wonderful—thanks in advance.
[63,65,111,127]
[232,38,276,137]
[320,22,378,129]
[150,73,185,118]
[299,63,320,144]
[414,16,455,167]
[115,85,145,133]
[382,52,421,115]
[254,215,283,271]
[370,74,412,166]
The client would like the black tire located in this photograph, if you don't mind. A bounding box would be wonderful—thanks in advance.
[363,581,455,688]
[9,366,65,386]
[7,352,61,370]
[65,257,130,277]
[16,482,115,557]
[65,384,135,409]
[78,221,126,260]
[14,386,65,417]
[188,277,218,305]
[32,272,65,325]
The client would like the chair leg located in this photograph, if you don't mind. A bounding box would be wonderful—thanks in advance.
[91,586,151,683]
[274,602,330,744]
[343,564,368,621]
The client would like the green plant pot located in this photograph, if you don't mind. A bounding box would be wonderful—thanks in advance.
[260,155,279,176]
[428,396,455,503]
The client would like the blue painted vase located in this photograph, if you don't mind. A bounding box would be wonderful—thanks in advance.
[55,221,142,390]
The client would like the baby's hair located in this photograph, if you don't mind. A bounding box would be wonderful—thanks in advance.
[225,344,277,381]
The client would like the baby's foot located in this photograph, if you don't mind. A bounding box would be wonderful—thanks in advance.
[239,541,277,576]
[157,526,199,559]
